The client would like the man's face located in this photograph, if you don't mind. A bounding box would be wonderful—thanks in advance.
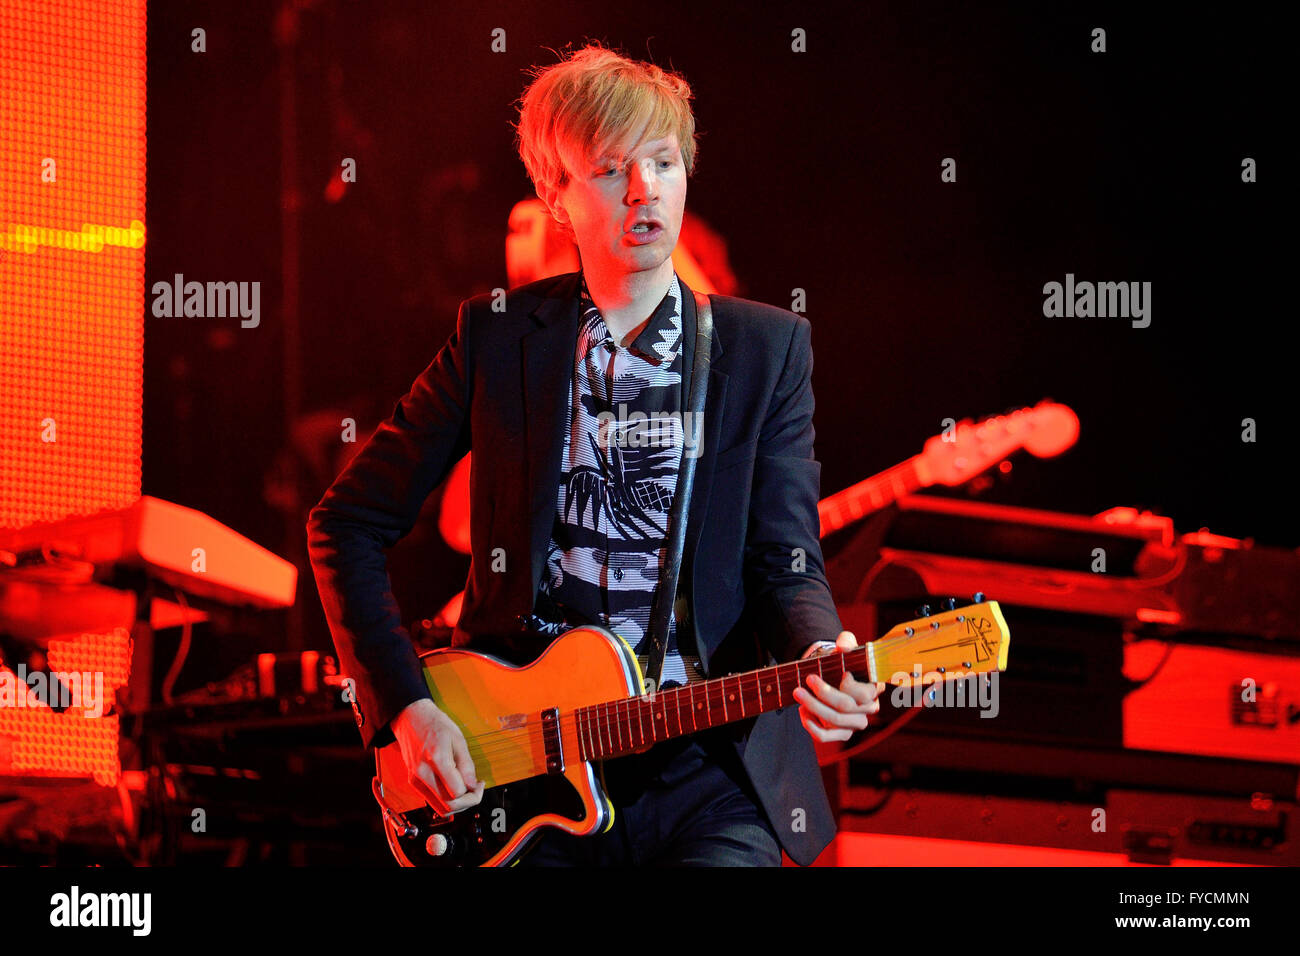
[545,131,686,280]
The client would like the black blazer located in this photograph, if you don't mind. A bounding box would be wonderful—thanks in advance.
[306,269,843,864]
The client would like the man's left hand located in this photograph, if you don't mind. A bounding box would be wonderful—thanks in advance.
[793,631,885,743]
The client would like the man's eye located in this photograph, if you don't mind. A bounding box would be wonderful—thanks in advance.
[658,160,674,168]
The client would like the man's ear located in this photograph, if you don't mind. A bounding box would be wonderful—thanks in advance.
[536,181,566,225]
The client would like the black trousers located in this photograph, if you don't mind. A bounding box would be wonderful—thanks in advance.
[515,731,782,867]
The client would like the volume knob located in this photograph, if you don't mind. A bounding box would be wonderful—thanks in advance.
[426,833,451,857]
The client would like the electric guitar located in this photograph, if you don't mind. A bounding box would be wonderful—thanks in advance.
[818,400,1080,537]
[371,598,1010,866]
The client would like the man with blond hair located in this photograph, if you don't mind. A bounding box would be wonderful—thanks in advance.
[308,42,882,866]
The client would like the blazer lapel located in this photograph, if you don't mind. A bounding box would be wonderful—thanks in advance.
[523,272,581,596]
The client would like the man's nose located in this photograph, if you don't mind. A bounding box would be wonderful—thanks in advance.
[627,158,659,203]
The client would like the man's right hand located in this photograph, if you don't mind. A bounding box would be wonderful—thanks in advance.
[390,698,485,817]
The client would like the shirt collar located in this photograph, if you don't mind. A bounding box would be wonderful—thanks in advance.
[578,272,683,366]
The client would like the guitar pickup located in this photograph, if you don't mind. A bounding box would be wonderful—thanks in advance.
[541,707,564,773]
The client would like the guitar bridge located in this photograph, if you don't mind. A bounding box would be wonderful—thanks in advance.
[541,707,564,774]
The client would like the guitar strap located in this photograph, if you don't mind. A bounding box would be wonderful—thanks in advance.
[641,288,713,694]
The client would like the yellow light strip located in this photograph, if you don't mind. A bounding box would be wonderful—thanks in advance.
[0,219,146,254]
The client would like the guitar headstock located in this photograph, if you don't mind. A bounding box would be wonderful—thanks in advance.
[872,597,1010,687]
[918,400,1079,486]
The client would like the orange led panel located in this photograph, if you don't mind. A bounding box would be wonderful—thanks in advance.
[0,0,146,786]
[0,0,147,528]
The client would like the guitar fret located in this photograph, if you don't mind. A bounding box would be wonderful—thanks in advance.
[602,702,611,757]
[615,698,624,754]
[689,683,698,732]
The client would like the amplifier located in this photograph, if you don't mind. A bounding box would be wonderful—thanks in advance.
[833,772,1296,865]
[1124,641,1300,763]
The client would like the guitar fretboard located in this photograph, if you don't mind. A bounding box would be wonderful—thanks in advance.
[818,457,924,537]
[574,645,872,762]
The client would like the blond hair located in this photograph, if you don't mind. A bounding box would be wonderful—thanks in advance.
[513,43,698,208]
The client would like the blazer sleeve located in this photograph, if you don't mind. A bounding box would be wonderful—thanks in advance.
[306,297,474,750]
[741,315,845,664]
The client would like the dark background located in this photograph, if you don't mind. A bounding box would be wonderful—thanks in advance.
[142,0,1291,671]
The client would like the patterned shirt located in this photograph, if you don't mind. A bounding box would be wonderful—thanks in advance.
[529,271,699,687]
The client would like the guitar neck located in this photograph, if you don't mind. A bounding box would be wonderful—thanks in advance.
[818,456,926,537]
[574,645,874,762]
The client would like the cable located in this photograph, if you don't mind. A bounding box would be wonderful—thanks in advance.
[159,587,193,706]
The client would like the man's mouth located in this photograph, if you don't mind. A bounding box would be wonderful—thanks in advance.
[626,220,664,243]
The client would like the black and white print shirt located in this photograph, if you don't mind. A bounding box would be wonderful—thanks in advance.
[526,271,837,672]
[531,271,696,687]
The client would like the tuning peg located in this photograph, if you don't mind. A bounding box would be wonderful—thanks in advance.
[916,604,932,618]
[941,597,958,611]
[972,592,985,604]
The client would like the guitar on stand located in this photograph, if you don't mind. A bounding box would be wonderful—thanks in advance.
[818,400,1080,537]
[372,598,1009,866]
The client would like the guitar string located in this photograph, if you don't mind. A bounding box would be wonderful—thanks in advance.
[447,673,999,772]
[443,659,864,755]
[433,624,993,758]
[433,646,1001,780]
[415,621,996,766]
